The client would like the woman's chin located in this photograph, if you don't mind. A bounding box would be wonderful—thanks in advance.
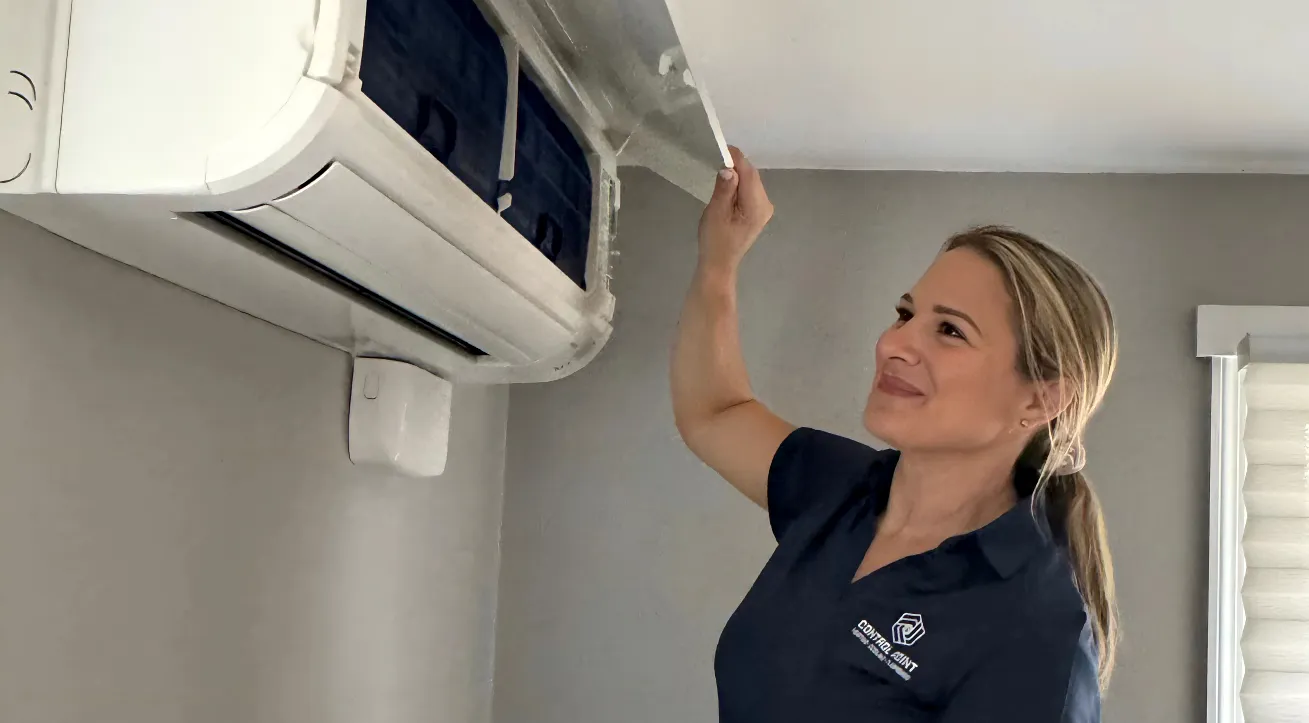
[862,406,904,446]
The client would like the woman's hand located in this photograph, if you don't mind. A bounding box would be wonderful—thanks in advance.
[697,146,775,273]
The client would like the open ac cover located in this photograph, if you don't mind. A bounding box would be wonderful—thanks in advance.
[0,0,729,385]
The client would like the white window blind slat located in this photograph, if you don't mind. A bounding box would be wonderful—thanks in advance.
[1240,363,1309,723]
[1242,672,1309,723]
[1243,620,1309,672]
[1245,466,1309,518]
[1243,518,1309,569]
[1243,569,1309,620]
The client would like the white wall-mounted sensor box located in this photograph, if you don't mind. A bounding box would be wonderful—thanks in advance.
[349,357,453,477]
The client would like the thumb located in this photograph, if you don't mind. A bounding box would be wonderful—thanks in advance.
[708,168,738,210]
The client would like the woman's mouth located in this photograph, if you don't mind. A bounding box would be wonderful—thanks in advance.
[876,373,926,397]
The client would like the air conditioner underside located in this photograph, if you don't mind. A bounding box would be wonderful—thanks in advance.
[0,190,611,385]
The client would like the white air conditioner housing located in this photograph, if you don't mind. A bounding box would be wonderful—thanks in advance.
[1,0,727,385]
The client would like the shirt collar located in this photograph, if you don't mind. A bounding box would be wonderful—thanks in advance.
[872,454,1055,579]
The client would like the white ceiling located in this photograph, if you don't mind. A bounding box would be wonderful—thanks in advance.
[673,0,1309,172]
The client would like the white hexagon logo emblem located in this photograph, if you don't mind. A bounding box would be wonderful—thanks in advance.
[891,613,925,647]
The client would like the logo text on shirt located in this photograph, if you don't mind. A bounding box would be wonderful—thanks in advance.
[853,619,920,680]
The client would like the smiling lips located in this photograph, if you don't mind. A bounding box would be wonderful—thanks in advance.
[876,372,925,397]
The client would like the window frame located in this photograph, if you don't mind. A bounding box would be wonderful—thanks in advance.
[1197,305,1309,723]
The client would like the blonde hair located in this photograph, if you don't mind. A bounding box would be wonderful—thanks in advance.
[945,226,1119,691]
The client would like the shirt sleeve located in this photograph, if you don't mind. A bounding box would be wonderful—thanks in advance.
[937,613,1101,723]
[766,427,883,542]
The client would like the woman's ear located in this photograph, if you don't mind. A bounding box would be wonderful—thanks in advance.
[1020,379,1069,427]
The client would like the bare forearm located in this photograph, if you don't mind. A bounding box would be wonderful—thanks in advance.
[671,265,756,434]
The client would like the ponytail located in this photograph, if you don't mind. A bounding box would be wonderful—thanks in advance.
[1021,433,1119,692]
[1043,469,1118,692]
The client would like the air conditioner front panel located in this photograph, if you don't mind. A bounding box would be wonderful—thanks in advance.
[234,162,571,365]
[321,88,592,332]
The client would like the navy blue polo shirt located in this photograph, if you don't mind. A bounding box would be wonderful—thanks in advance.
[715,428,1100,722]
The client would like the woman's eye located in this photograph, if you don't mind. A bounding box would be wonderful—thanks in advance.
[940,322,966,340]
[895,307,912,324]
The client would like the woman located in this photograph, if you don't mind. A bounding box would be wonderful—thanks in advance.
[671,148,1116,723]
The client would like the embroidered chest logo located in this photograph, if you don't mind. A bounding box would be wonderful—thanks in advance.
[853,617,922,681]
[891,612,926,646]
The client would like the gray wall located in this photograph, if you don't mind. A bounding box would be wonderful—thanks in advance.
[496,169,1309,723]
[0,212,509,723]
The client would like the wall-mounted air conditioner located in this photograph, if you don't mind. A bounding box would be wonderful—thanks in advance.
[0,0,729,385]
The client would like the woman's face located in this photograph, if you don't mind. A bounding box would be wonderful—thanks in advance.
[864,248,1039,453]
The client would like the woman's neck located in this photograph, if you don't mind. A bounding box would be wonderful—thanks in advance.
[879,449,1019,540]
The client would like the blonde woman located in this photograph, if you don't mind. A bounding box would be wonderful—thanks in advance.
[672,147,1117,723]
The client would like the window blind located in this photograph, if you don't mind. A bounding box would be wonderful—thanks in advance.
[1240,362,1309,722]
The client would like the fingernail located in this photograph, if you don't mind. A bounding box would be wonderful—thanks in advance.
[718,169,735,182]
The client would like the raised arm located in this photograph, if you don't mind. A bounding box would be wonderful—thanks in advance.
[670,148,795,508]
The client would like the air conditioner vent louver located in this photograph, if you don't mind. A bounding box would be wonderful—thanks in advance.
[201,210,488,357]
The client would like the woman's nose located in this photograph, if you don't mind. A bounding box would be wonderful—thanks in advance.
[877,322,922,365]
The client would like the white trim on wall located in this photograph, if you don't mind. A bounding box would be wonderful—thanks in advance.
[1197,305,1309,723]
[1207,355,1243,723]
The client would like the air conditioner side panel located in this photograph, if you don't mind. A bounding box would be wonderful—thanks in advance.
[55,0,318,194]
[0,0,71,193]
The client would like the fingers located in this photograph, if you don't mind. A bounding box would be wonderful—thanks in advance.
[709,167,739,212]
[728,145,747,169]
[727,147,772,222]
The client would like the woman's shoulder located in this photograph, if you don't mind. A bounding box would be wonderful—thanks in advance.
[998,549,1100,697]
[778,426,893,464]
[966,532,1095,658]
[999,581,1102,722]
[990,542,1094,644]
[947,585,1101,723]
[773,427,898,488]
[767,427,894,541]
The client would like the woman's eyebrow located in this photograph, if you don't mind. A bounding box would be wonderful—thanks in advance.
[902,293,984,338]
[935,304,983,338]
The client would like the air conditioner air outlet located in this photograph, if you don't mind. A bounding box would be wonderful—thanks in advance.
[200,210,488,358]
